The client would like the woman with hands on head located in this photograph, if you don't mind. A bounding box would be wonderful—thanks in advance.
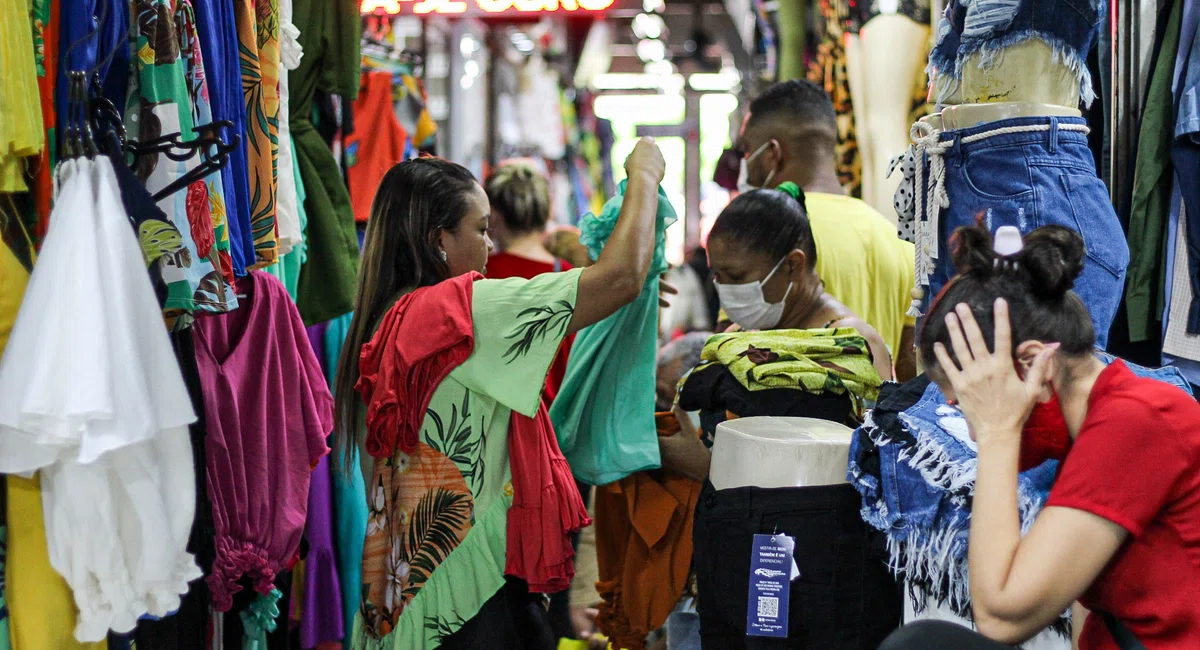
[879,225,1200,650]
[334,139,666,650]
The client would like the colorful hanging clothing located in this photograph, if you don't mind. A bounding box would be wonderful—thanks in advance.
[325,313,368,650]
[292,0,361,324]
[0,158,200,641]
[30,0,58,243]
[191,271,332,611]
[6,476,107,650]
[234,0,280,268]
[593,413,702,650]
[301,323,346,648]
[347,71,409,223]
[549,181,675,486]
[807,0,861,197]
[353,270,587,649]
[126,0,238,324]
[177,0,236,284]
[264,134,308,300]
[0,195,35,355]
[0,0,43,192]
[192,0,254,275]
[393,73,437,149]
[275,0,304,254]
[696,328,884,421]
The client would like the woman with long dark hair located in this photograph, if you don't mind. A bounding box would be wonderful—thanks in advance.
[880,225,1200,649]
[334,140,666,650]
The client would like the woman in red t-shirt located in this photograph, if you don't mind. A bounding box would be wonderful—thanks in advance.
[483,162,576,403]
[880,224,1200,650]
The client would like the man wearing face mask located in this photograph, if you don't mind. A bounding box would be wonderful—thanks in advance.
[735,80,917,381]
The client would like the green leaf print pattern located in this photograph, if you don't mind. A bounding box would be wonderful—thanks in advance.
[424,392,486,495]
[503,300,574,363]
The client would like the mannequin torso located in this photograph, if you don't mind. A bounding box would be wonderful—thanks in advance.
[934,39,1081,110]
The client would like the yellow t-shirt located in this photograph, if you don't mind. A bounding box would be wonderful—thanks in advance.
[805,192,915,358]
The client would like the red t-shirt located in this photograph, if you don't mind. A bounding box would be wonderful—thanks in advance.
[1046,360,1200,649]
[485,252,574,403]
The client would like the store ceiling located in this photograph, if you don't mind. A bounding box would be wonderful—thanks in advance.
[602,0,751,77]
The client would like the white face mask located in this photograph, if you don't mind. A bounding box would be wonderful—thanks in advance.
[736,141,776,194]
[715,257,792,330]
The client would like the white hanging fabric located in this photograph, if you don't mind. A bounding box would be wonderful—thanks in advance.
[0,156,200,641]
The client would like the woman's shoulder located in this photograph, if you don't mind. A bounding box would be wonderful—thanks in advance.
[1089,361,1200,444]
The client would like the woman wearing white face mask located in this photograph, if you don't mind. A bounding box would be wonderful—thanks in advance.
[706,182,894,381]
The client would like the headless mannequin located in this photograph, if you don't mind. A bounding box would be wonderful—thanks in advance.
[846,14,932,224]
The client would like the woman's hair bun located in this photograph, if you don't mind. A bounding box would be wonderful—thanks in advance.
[949,222,1086,300]
[1021,225,1086,299]
[949,223,996,276]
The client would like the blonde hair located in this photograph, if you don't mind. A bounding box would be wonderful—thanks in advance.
[484,162,551,234]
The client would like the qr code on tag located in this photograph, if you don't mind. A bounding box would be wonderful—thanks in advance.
[757,596,779,619]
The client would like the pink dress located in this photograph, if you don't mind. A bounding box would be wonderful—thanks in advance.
[192,271,333,611]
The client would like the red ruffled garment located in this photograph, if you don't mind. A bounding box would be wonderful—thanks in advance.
[355,272,589,592]
[355,274,478,458]
[505,402,591,593]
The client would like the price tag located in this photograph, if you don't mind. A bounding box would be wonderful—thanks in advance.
[746,533,795,638]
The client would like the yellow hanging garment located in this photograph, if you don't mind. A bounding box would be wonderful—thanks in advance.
[0,0,44,192]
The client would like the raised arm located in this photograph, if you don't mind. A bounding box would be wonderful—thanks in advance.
[567,137,667,334]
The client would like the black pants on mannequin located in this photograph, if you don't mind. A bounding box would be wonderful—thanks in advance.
[878,620,1019,649]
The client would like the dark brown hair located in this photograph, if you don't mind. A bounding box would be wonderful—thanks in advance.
[918,223,1095,370]
[707,187,817,270]
[332,157,478,472]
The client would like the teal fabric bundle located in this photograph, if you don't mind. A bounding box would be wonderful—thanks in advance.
[550,181,675,485]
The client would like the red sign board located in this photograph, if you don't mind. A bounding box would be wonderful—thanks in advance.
[361,0,615,15]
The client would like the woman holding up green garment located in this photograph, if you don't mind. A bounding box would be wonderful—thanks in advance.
[333,139,666,650]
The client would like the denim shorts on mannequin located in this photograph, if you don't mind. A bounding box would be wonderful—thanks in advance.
[922,116,1128,348]
[929,0,1105,105]
[691,481,902,649]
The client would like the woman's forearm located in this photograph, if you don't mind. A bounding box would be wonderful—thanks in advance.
[968,430,1025,631]
[567,172,661,333]
[595,172,659,288]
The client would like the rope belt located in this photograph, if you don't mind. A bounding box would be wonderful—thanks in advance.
[904,120,1091,317]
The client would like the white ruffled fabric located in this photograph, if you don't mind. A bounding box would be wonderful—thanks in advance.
[0,157,200,641]
[275,0,305,255]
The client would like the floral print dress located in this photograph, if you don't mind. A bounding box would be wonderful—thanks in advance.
[354,270,582,650]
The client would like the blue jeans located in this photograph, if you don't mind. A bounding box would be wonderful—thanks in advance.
[923,116,1128,349]
[929,0,1105,105]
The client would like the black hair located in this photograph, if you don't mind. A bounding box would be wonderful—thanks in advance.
[485,163,551,234]
[746,79,838,142]
[919,223,1095,371]
[333,157,478,472]
[707,187,817,270]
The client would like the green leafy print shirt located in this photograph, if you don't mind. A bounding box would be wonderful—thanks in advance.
[353,269,581,650]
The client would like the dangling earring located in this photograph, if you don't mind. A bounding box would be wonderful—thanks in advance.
[440,249,448,261]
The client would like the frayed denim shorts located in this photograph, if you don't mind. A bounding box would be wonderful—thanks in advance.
[912,116,1128,348]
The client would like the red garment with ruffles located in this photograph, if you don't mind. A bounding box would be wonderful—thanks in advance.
[355,272,589,592]
[355,274,477,458]
[505,402,591,593]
